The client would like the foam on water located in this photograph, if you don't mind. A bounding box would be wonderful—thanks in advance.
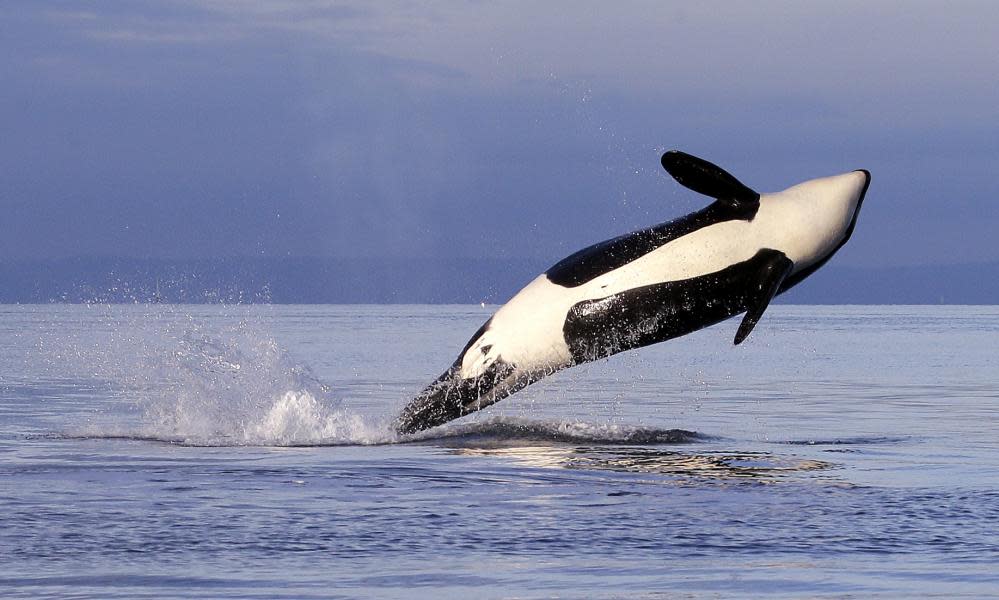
[40,306,394,446]
[139,329,395,446]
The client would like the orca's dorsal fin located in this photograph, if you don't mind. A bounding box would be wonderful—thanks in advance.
[661,150,760,211]
[734,249,794,345]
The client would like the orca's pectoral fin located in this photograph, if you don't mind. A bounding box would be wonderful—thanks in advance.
[734,249,794,345]
[661,150,760,211]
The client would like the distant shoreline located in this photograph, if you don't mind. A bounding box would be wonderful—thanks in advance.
[2,303,998,308]
[2,258,996,305]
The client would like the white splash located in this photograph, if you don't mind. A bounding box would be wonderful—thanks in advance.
[50,305,395,447]
[140,328,394,446]
[248,390,372,446]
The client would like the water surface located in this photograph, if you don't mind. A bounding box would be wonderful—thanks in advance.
[1,304,998,598]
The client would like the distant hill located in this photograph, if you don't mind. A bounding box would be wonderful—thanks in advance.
[1,258,996,304]
[779,262,999,305]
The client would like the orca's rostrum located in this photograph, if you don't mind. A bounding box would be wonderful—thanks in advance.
[396,150,871,434]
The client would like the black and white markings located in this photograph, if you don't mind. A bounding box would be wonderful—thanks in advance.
[562,248,793,362]
[396,151,871,434]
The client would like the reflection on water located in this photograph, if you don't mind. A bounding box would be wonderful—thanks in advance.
[417,417,831,481]
[450,444,832,481]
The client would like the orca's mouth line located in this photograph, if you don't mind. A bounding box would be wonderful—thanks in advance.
[843,169,872,245]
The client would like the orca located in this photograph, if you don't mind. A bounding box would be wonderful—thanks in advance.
[396,150,870,434]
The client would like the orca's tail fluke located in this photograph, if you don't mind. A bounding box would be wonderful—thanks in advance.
[395,362,528,435]
[396,368,468,435]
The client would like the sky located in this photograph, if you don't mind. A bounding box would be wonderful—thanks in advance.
[4,1,999,274]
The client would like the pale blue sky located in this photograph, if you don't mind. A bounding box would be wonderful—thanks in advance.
[4,1,998,269]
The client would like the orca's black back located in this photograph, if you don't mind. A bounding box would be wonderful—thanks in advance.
[545,201,758,288]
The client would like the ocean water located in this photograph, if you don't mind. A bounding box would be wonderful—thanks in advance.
[1,304,998,599]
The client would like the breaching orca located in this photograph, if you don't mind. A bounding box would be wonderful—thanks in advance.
[396,150,870,434]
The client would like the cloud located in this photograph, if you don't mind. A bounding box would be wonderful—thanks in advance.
[4,1,999,269]
[42,1,374,46]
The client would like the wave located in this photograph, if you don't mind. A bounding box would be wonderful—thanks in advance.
[407,417,707,447]
[38,306,708,448]
[775,436,911,446]
[46,306,708,448]
[68,413,706,449]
